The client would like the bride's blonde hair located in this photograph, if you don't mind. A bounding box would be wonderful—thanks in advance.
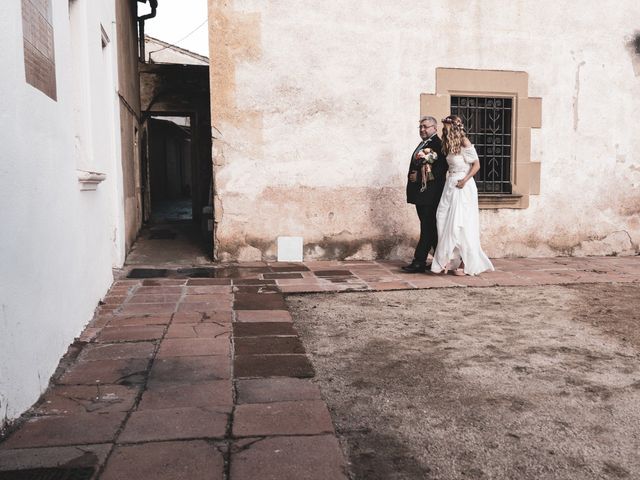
[441,115,466,156]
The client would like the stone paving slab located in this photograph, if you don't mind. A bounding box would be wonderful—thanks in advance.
[118,407,229,443]
[165,323,230,338]
[157,337,230,357]
[0,444,111,471]
[78,342,156,362]
[57,358,150,386]
[235,310,293,323]
[235,336,305,355]
[96,325,165,342]
[1,256,638,479]
[34,385,139,415]
[230,435,348,480]
[233,322,298,337]
[148,356,231,384]
[138,380,233,410]
[101,441,224,480]
[104,314,171,327]
[236,378,322,404]
[233,400,334,437]
[234,354,315,378]
[0,413,127,449]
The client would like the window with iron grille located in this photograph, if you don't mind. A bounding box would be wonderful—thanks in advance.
[451,96,513,194]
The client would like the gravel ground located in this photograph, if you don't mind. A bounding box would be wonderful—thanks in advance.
[287,283,640,480]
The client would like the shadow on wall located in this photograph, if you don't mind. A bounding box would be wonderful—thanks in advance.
[627,32,640,76]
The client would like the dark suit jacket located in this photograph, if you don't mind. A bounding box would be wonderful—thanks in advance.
[406,134,447,206]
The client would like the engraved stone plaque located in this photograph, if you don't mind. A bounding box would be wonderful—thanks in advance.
[22,0,56,100]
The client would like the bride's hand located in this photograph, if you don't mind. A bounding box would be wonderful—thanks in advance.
[456,179,466,189]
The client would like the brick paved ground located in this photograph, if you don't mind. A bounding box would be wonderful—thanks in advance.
[0,256,638,479]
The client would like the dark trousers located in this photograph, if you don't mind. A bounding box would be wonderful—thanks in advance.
[413,203,438,264]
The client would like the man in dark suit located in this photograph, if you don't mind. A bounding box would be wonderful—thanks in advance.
[402,116,447,272]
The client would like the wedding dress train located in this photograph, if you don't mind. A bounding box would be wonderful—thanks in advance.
[431,146,494,276]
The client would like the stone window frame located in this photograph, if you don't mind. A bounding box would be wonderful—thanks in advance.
[421,68,542,209]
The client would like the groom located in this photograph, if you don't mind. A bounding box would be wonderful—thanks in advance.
[402,115,447,272]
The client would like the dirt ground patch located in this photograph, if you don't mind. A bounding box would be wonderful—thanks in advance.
[287,283,640,480]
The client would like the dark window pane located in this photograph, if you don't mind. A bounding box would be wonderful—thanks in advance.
[451,96,513,194]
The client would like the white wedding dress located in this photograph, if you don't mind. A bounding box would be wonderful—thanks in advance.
[431,145,494,276]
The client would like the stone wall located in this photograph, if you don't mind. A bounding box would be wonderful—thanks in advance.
[208,0,640,260]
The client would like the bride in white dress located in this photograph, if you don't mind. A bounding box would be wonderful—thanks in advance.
[430,115,494,276]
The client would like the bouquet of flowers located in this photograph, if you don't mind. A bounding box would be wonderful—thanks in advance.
[417,147,438,192]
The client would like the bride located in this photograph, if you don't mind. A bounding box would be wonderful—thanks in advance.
[430,115,494,276]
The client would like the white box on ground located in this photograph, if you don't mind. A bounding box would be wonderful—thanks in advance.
[277,236,303,262]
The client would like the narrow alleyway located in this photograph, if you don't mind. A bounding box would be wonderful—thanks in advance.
[0,256,638,479]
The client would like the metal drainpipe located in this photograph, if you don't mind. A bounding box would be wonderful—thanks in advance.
[137,0,158,62]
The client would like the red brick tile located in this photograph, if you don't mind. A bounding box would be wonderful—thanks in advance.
[58,358,149,385]
[234,337,305,355]
[101,441,224,480]
[157,338,230,358]
[186,278,232,286]
[0,444,111,470]
[118,407,228,442]
[166,323,230,339]
[263,273,304,279]
[233,279,277,286]
[236,378,321,404]
[128,294,182,304]
[235,310,292,323]
[185,285,233,294]
[113,280,140,287]
[177,302,232,313]
[1,413,126,449]
[118,303,177,315]
[106,315,171,327]
[233,400,334,437]
[172,312,204,323]
[148,356,231,384]
[231,435,347,480]
[232,322,298,337]
[202,311,233,323]
[141,279,186,286]
[34,385,139,415]
[96,325,165,343]
[78,327,101,342]
[79,342,156,362]
[135,286,184,294]
[273,278,321,285]
[102,295,127,305]
[234,355,314,378]
[234,293,286,310]
[182,294,233,303]
[138,380,233,410]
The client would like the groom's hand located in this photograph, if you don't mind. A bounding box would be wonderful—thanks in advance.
[409,171,417,183]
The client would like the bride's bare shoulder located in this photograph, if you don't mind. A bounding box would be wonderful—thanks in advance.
[461,137,472,148]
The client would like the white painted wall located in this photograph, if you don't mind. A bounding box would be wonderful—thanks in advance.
[0,0,126,428]
[210,0,640,260]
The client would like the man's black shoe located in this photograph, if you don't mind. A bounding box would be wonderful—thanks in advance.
[401,262,427,273]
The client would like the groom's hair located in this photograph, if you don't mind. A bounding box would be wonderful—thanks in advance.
[419,115,437,125]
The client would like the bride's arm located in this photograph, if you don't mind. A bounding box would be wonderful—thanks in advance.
[456,138,480,188]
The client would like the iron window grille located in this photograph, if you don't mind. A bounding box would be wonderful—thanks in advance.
[450,96,514,194]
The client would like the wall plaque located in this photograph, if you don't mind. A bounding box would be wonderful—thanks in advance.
[22,0,57,100]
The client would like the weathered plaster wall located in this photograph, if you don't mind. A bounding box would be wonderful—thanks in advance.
[0,1,126,430]
[208,0,640,260]
[116,0,143,254]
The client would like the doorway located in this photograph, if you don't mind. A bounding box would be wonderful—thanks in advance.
[148,115,194,222]
[129,61,213,265]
